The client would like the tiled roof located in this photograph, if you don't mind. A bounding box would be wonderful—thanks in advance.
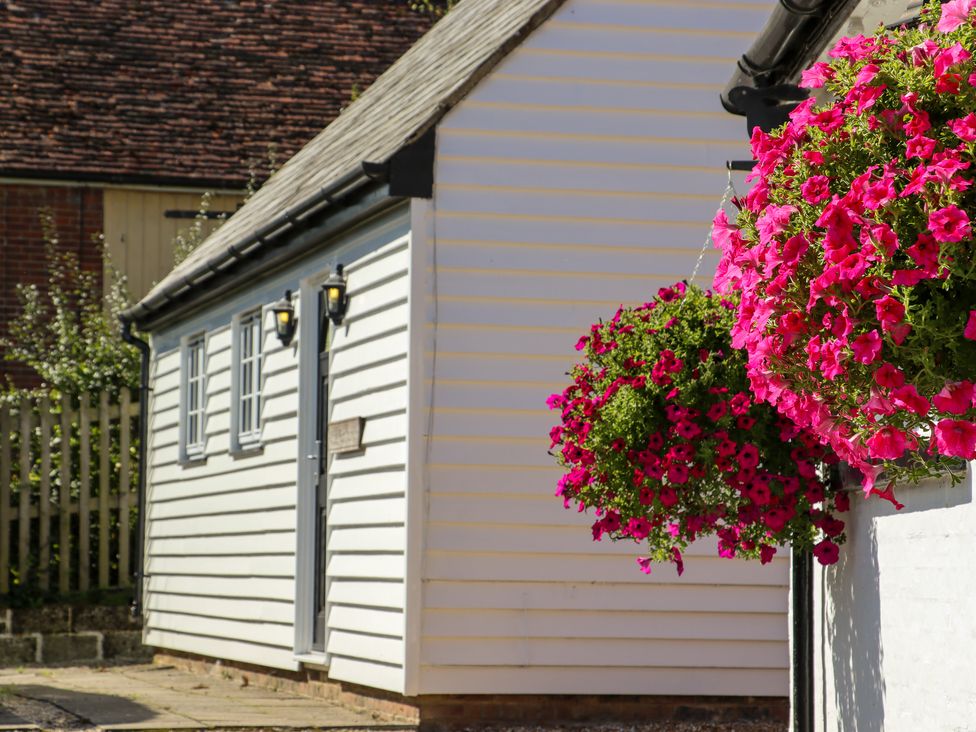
[0,1,435,187]
[130,0,565,323]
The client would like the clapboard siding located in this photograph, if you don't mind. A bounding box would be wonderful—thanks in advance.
[324,236,410,691]
[417,0,784,696]
[142,209,412,676]
[145,297,301,670]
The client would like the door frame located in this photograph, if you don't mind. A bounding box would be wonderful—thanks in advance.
[294,269,334,663]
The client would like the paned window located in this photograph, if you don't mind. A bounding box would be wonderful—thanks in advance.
[183,334,206,460]
[236,310,263,446]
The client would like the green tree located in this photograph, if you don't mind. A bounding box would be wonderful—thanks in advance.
[0,211,139,397]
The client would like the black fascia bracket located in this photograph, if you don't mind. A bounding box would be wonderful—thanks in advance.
[725,83,809,134]
[362,127,435,199]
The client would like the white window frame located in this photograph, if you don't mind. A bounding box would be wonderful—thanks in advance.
[179,333,208,463]
[231,308,265,453]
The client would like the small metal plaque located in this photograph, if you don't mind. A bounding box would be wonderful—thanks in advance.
[329,417,365,454]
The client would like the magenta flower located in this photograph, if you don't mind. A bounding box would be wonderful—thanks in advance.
[938,0,976,33]
[933,419,976,459]
[800,62,833,89]
[627,517,651,540]
[948,113,976,141]
[933,381,975,415]
[873,363,905,388]
[851,330,882,364]
[738,444,759,469]
[800,175,831,204]
[866,426,911,459]
[933,43,971,77]
[891,384,930,416]
[929,205,971,242]
[813,540,840,566]
[965,310,976,340]
[874,295,906,330]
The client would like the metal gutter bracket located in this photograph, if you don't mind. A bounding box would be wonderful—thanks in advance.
[726,83,809,133]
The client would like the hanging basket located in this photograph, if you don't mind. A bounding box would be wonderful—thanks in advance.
[548,284,845,573]
[714,0,976,494]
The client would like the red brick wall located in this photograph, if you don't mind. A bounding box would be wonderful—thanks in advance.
[0,184,104,388]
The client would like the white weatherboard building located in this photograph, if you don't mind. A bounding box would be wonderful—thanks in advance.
[123,0,788,724]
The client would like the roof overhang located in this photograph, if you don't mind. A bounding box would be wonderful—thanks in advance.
[124,173,390,333]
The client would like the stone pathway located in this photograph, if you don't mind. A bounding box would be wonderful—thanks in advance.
[0,664,414,731]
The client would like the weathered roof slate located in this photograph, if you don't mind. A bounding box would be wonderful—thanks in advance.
[132,0,565,322]
[0,1,434,187]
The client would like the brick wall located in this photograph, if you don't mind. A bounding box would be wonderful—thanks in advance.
[155,650,789,730]
[0,184,104,388]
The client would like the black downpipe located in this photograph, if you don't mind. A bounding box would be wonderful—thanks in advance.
[792,548,814,732]
[120,317,151,618]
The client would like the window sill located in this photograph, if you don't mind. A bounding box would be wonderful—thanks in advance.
[230,441,264,459]
[179,451,208,468]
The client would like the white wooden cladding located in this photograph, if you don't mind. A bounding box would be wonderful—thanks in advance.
[0,392,138,595]
[418,0,786,696]
[324,238,410,691]
[144,322,301,670]
[142,235,411,681]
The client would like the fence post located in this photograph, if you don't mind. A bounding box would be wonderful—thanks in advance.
[39,396,52,591]
[118,388,132,587]
[79,392,91,592]
[18,400,32,584]
[99,390,110,589]
[0,405,10,594]
[59,394,72,594]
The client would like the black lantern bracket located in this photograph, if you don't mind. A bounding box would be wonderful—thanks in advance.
[272,290,298,347]
[323,264,349,327]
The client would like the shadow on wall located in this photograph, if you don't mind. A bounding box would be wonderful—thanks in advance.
[824,509,885,732]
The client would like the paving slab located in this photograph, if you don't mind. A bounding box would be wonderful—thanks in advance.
[0,663,414,731]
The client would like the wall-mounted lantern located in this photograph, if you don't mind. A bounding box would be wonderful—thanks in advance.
[323,264,349,326]
[272,290,297,346]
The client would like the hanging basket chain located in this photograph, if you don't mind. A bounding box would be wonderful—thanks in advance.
[687,165,737,287]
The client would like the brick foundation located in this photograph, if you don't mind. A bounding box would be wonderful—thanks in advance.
[154,650,789,730]
[0,183,104,388]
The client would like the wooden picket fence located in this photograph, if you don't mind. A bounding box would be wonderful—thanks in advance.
[0,390,139,596]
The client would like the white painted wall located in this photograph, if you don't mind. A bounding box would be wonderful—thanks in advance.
[814,469,976,731]
[412,0,787,696]
[145,314,301,671]
[144,207,412,679]
[324,233,412,692]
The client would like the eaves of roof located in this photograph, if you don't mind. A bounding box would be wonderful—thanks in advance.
[122,0,569,331]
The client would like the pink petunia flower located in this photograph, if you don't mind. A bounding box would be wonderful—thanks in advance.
[948,113,976,141]
[801,175,831,204]
[933,419,976,459]
[891,384,930,416]
[799,62,834,89]
[929,205,971,243]
[866,425,911,459]
[933,43,971,76]
[933,381,975,415]
[938,0,976,33]
[813,540,840,566]
[851,330,883,364]
[874,295,906,331]
[874,363,905,389]
[965,311,976,340]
